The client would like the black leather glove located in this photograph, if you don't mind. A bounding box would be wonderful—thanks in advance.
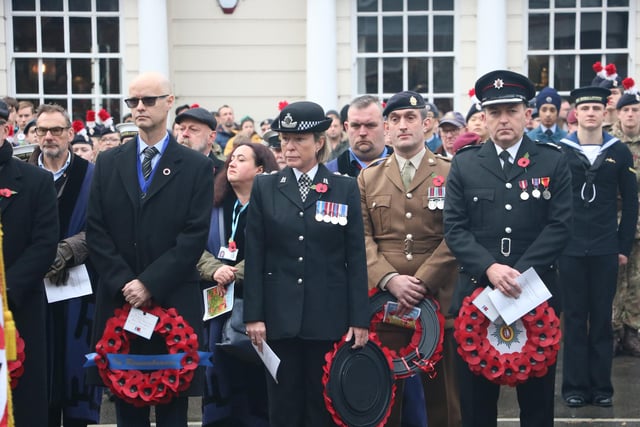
[45,241,74,286]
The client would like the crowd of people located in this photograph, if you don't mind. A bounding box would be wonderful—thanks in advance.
[1,61,639,427]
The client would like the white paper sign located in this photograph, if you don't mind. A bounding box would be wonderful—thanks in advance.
[44,264,93,303]
[472,286,500,322]
[252,340,281,384]
[124,307,159,340]
[487,267,552,325]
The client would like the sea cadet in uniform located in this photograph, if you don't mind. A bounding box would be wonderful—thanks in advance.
[558,86,638,408]
[444,70,572,427]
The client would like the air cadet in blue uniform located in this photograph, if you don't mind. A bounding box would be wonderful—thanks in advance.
[527,86,568,143]
[558,86,638,408]
[444,70,573,427]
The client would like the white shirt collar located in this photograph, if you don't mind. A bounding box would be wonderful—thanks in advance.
[293,164,319,181]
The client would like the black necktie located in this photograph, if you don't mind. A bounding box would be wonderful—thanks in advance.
[545,129,553,138]
[299,173,312,202]
[142,146,158,180]
[499,150,512,176]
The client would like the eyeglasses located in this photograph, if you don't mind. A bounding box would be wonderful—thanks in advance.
[35,126,69,136]
[124,95,170,108]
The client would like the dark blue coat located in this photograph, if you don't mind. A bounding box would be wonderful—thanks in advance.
[243,165,369,340]
[444,136,573,312]
[559,132,638,256]
[87,135,213,395]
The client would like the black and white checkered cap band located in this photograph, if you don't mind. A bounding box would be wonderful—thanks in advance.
[298,121,323,131]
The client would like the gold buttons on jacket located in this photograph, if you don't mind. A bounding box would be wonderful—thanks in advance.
[406,193,413,199]
[505,227,512,234]
[299,211,304,217]
[473,196,479,202]
[505,204,512,211]
[298,257,303,262]
[505,183,513,189]
[297,278,303,284]
[298,235,304,241]
[405,212,413,219]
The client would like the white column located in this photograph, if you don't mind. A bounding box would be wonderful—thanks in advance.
[137,0,170,76]
[306,0,337,111]
[476,0,507,75]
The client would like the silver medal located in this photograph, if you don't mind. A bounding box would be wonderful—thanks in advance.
[542,190,551,200]
[531,189,541,199]
[520,191,529,201]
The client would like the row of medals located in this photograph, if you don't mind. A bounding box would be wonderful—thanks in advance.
[315,201,348,226]
[519,177,551,201]
[427,187,446,210]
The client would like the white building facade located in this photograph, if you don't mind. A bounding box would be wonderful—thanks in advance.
[1,0,637,123]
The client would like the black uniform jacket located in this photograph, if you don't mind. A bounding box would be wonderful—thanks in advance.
[559,134,638,257]
[87,136,213,394]
[444,136,572,312]
[243,164,369,340]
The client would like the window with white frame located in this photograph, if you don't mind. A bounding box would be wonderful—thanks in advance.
[527,0,631,94]
[355,0,455,113]
[8,0,122,121]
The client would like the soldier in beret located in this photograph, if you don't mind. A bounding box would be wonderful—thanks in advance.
[243,101,369,427]
[610,81,640,358]
[558,85,638,408]
[358,90,460,426]
[444,70,572,427]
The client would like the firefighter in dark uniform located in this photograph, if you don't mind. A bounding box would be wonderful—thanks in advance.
[243,101,370,427]
[443,70,573,427]
[558,86,638,408]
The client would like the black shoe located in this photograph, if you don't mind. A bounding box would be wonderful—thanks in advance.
[592,396,613,407]
[565,396,586,407]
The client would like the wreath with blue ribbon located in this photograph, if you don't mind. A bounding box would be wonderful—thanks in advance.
[88,304,211,406]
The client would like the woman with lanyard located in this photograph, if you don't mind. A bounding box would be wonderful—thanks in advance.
[199,142,278,427]
[243,101,370,426]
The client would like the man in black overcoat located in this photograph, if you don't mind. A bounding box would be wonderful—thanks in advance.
[443,70,573,427]
[0,99,59,426]
[87,72,213,426]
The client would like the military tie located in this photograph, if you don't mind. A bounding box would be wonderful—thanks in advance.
[298,173,312,202]
[499,150,512,177]
[401,161,415,190]
[545,129,553,138]
[142,146,158,180]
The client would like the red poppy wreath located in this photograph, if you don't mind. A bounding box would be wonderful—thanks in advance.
[454,287,561,386]
[8,329,25,389]
[368,288,445,379]
[93,304,201,406]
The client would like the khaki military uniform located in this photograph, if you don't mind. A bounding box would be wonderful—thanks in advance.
[358,150,460,427]
[610,123,640,355]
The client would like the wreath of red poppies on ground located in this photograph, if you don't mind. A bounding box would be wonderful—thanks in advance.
[368,288,445,379]
[93,304,200,406]
[8,330,25,389]
[454,287,561,386]
[322,334,396,427]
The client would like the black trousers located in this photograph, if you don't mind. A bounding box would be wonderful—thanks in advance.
[265,338,336,427]
[114,395,188,427]
[560,254,618,400]
[456,350,556,427]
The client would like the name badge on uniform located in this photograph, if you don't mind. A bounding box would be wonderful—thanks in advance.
[218,246,238,261]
